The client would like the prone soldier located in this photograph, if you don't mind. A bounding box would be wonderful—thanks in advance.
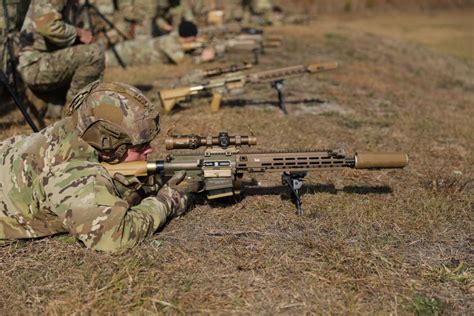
[0,81,192,252]
[105,20,215,67]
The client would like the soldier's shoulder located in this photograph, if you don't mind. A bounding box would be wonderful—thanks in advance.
[157,32,180,47]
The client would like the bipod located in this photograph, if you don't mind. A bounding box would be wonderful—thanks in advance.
[251,47,260,65]
[79,0,128,68]
[271,79,288,114]
[282,171,307,215]
[0,70,39,132]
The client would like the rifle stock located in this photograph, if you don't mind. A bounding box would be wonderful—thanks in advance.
[159,86,203,113]
[102,160,149,177]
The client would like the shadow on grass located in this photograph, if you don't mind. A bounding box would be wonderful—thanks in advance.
[201,183,392,209]
[162,97,326,114]
[0,95,19,118]
[134,84,154,92]
[222,97,326,108]
[0,120,26,130]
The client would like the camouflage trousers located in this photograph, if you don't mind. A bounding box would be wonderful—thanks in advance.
[18,43,105,106]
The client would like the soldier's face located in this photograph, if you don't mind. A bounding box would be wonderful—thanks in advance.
[123,144,153,162]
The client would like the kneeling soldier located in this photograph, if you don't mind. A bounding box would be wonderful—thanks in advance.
[17,0,105,118]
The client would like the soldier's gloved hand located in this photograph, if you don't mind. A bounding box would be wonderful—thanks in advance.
[157,171,191,218]
[166,170,187,189]
[167,171,202,194]
[112,173,144,206]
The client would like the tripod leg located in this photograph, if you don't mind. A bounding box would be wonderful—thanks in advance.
[103,32,127,69]
[0,70,40,132]
[82,1,127,68]
[271,79,288,114]
[88,2,129,40]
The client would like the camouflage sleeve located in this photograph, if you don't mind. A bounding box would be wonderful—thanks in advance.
[46,161,187,252]
[182,0,195,22]
[158,34,186,64]
[34,3,77,47]
[156,17,170,29]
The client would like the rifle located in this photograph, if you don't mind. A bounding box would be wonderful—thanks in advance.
[181,34,279,65]
[179,62,253,85]
[199,62,253,78]
[200,24,265,38]
[159,62,338,114]
[102,132,408,215]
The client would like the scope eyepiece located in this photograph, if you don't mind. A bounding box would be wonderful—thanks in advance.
[218,132,230,148]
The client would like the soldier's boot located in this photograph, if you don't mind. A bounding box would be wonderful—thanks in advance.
[22,87,47,127]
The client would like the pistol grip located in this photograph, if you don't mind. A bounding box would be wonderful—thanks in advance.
[210,93,222,112]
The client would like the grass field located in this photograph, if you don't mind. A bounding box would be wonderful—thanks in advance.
[0,8,473,314]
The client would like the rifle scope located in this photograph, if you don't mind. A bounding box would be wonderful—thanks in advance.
[166,132,257,150]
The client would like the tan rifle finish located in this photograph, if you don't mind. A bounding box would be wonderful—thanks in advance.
[159,62,338,113]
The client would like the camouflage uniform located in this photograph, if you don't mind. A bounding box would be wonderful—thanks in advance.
[106,32,185,67]
[221,0,273,25]
[1,0,29,73]
[88,0,156,39]
[153,0,195,36]
[223,0,245,23]
[245,0,274,25]
[17,0,105,104]
[0,82,189,252]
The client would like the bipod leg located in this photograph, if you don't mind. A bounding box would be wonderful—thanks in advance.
[282,172,307,215]
[0,70,39,132]
[271,79,288,114]
[252,48,260,65]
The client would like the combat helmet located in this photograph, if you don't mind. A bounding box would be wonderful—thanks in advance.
[69,81,160,162]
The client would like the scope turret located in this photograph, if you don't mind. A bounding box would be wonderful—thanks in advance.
[166,132,257,150]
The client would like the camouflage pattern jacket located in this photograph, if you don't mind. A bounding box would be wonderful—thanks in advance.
[18,0,77,68]
[155,0,195,32]
[0,118,188,252]
[105,32,185,67]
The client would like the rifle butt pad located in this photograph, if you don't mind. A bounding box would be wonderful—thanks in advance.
[159,87,196,113]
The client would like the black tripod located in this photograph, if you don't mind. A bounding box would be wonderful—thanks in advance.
[77,0,129,68]
[1,0,39,132]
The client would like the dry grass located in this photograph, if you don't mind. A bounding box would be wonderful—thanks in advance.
[1,9,473,315]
